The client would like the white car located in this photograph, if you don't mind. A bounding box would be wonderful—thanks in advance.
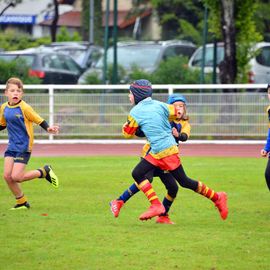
[188,42,270,83]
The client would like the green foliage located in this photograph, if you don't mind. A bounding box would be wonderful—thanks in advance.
[254,2,270,41]
[178,19,202,44]
[203,0,263,83]
[150,0,204,43]
[0,30,49,51]
[81,0,102,45]
[150,56,205,84]
[56,27,82,42]
[0,59,41,84]
[84,72,102,84]
[129,67,153,82]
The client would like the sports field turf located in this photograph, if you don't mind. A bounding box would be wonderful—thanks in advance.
[0,156,269,270]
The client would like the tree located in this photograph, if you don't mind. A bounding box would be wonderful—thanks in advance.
[51,0,59,42]
[203,0,262,84]
[151,0,204,44]
[81,0,102,44]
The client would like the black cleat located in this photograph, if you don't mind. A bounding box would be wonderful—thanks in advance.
[44,165,59,188]
[10,201,30,210]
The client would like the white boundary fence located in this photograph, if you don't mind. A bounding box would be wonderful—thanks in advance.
[0,84,268,143]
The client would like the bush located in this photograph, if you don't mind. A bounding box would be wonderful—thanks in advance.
[151,56,202,84]
[0,59,41,84]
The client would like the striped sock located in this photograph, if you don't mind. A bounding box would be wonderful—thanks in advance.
[138,180,160,204]
[37,167,46,178]
[162,194,175,215]
[16,194,27,205]
[119,183,140,203]
[196,181,218,202]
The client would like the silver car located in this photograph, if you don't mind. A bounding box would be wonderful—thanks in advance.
[188,42,270,83]
[78,40,196,84]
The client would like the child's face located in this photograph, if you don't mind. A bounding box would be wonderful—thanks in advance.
[5,83,23,105]
[173,101,186,119]
[129,91,135,105]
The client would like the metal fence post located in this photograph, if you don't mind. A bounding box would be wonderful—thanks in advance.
[48,86,54,141]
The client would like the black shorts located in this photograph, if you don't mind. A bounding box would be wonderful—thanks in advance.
[4,150,31,164]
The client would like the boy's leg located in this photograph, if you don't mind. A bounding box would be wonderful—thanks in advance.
[38,165,59,188]
[110,169,155,217]
[156,171,178,224]
[11,161,59,188]
[3,157,30,210]
[264,157,270,190]
[171,165,228,220]
[110,183,139,217]
[132,159,165,220]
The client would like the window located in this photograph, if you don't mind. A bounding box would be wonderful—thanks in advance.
[256,46,270,67]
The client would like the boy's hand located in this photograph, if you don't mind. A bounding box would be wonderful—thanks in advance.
[172,127,179,137]
[47,125,59,134]
[261,149,268,157]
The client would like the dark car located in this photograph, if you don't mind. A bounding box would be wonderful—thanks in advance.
[78,40,196,84]
[39,42,103,71]
[0,50,83,84]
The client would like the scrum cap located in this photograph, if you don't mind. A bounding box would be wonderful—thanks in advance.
[167,94,187,105]
[129,79,152,104]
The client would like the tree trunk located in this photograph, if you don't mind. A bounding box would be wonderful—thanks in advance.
[219,0,237,86]
[51,0,59,42]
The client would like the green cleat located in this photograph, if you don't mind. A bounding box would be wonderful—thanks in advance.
[44,165,59,188]
[10,202,30,210]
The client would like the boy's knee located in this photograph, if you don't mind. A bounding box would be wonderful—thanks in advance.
[168,184,178,198]
[132,168,144,183]
[11,173,23,183]
[3,173,13,182]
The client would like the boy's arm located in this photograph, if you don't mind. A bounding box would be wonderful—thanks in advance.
[178,121,191,142]
[122,115,139,138]
[167,104,179,122]
[24,104,59,134]
[264,128,270,152]
[39,120,59,134]
[0,105,6,131]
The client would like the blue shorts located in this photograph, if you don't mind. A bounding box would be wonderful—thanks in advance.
[4,150,31,164]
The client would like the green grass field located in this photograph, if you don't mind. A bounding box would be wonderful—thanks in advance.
[0,156,269,270]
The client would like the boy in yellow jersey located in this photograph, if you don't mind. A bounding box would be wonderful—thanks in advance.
[260,84,270,190]
[0,77,59,210]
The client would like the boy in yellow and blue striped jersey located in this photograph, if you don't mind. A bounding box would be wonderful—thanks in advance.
[0,77,59,210]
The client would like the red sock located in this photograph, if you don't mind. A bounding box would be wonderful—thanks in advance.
[196,181,218,202]
[138,180,160,204]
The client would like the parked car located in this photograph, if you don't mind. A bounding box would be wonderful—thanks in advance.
[188,42,270,83]
[40,42,103,71]
[0,51,83,84]
[78,40,196,84]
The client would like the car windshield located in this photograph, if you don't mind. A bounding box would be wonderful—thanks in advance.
[191,46,224,67]
[256,46,270,67]
[95,46,161,69]
[55,48,86,66]
[0,54,35,66]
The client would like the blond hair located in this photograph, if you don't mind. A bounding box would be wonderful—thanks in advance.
[5,77,23,91]
[182,104,189,121]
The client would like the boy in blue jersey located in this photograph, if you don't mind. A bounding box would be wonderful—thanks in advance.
[122,79,228,221]
[110,94,190,224]
[260,84,270,190]
[0,77,59,210]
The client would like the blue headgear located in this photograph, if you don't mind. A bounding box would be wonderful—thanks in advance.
[167,94,187,105]
[129,79,152,104]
